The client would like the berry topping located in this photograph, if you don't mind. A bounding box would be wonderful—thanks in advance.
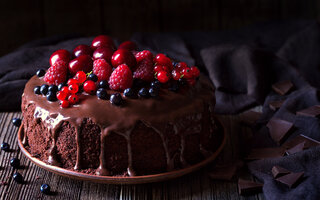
[12,118,21,127]
[150,80,161,89]
[1,142,10,152]
[49,49,71,66]
[75,71,87,83]
[91,35,115,50]
[133,58,154,82]
[111,49,136,69]
[93,47,114,63]
[57,91,68,100]
[44,61,68,85]
[171,69,181,80]
[110,93,123,106]
[40,184,51,195]
[154,54,172,69]
[46,91,57,102]
[149,88,159,97]
[59,100,69,108]
[124,88,136,98]
[40,84,49,95]
[68,55,93,75]
[93,59,113,82]
[118,41,138,51]
[68,83,79,94]
[73,44,92,58]
[34,86,41,95]
[157,71,170,83]
[68,94,79,105]
[190,66,200,77]
[10,158,20,168]
[96,88,108,100]
[135,50,153,63]
[13,172,23,183]
[88,74,98,82]
[169,82,179,92]
[83,80,97,94]
[138,88,149,98]
[181,68,193,79]
[98,80,108,89]
[176,62,188,72]
[109,64,133,91]
[58,83,67,91]
[48,85,58,93]
[36,69,45,77]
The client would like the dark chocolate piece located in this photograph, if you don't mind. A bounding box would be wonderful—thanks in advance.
[209,165,237,181]
[269,100,285,111]
[241,110,262,125]
[272,166,290,178]
[272,80,294,95]
[282,134,320,150]
[276,172,304,188]
[246,147,286,160]
[238,179,263,195]
[296,105,320,118]
[286,141,305,155]
[267,118,294,144]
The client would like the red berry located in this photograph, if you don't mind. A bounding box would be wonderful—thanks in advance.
[59,100,69,108]
[111,49,136,69]
[176,62,188,72]
[190,66,200,77]
[162,65,171,72]
[182,68,193,79]
[133,58,154,82]
[187,78,196,86]
[171,69,181,80]
[118,41,137,51]
[61,86,69,94]
[93,59,113,82]
[108,64,133,91]
[68,83,79,94]
[67,78,78,85]
[50,49,71,66]
[68,55,93,75]
[68,94,79,104]
[154,65,164,73]
[57,91,68,101]
[73,44,92,58]
[91,35,115,50]
[92,47,114,63]
[154,54,172,69]
[157,71,170,83]
[135,50,153,63]
[75,71,87,83]
[44,61,67,85]
[83,80,97,94]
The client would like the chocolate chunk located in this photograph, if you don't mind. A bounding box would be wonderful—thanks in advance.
[272,166,290,178]
[208,165,237,181]
[267,118,294,144]
[269,100,285,111]
[246,147,286,160]
[296,105,320,118]
[282,134,320,150]
[272,80,294,95]
[286,141,305,155]
[241,110,262,125]
[275,172,304,188]
[238,179,263,195]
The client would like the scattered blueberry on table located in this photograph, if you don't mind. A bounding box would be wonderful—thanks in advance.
[40,184,51,195]
[1,142,10,152]
[13,172,23,183]
[10,158,20,168]
[12,118,21,127]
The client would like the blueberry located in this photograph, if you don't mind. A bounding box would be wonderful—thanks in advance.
[40,184,51,195]
[138,88,149,98]
[124,88,135,98]
[13,172,23,183]
[88,74,98,82]
[150,81,161,90]
[1,142,10,152]
[178,78,186,86]
[12,118,21,127]
[98,80,108,89]
[40,84,49,95]
[96,88,108,100]
[169,82,179,92]
[46,91,57,102]
[110,93,123,106]
[149,88,159,97]
[34,86,41,95]
[36,69,45,77]
[10,158,20,168]
[48,85,58,93]
[58,83,67,91]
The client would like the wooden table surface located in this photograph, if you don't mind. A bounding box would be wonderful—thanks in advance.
[0,111,266,200]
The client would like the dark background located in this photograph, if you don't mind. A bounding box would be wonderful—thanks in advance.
[0,0,319,57]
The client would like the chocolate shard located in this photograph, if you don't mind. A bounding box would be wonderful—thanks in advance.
[282,134,320,150]
[241,110,262,125]
[275,172,304,188]
[272,80,294,95]
[296,105,320,118]
[267,118,294,144]
[272,166,291,178]
[286,141,305,155]
[208,165,237,181]
[246,147,286,160]
[238,179,263,195]
[269,100,285,111]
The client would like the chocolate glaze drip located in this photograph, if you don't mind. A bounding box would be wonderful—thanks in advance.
[22,75,216,176]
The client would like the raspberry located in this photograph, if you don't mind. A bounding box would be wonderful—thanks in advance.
[83,80,97,94]
[44,61,67,85]
[109,64,133,91]
[135,50,153,63]
[93,59,113,82]
[133,58,154,82]
[190,66,200,77]
[157,71,170,83]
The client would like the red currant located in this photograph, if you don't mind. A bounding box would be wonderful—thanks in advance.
[176,62,188,72]
[157,71,170,83]
[67,78,78,85]
[182,68,193,79]
[57,91,68,101]
[83,80,97,94]
[75,71,87,83]
[68,84,79,94]
[61,86,69,94]
[171,69,181,80]
[59,100,70,108]
[154,65,164,73]
[154,54,172,68]
[50,49,71,66]
[68,94,79,105]
[190,66,200,78]
[162,66,171,72]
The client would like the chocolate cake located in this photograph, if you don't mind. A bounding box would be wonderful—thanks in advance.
[20,35,220,176]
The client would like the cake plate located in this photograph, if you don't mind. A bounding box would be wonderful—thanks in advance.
[18,118,226,184]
